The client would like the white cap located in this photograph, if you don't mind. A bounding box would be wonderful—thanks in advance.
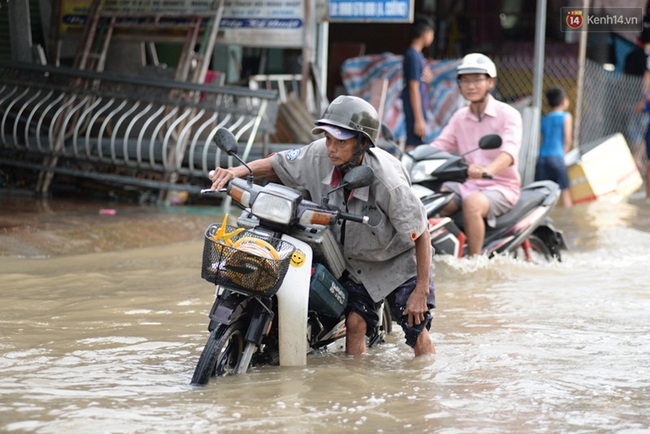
[312,124,357,140]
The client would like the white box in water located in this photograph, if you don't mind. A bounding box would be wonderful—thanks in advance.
[290,225,346,278]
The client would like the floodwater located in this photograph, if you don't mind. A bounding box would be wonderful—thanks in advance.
[1,194,650,433]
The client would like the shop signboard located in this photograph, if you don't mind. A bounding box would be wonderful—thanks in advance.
[60,0,305,48]
[328,0,413,22]
[60,0,222,32]
[217,0,304,48]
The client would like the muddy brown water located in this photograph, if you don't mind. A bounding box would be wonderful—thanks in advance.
[1,194,650,433]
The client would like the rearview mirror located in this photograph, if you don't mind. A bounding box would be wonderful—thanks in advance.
[478,134,502,150]
[321,165,374,205]
[214,128,239,155]
[381,123,396,143]
[214,127,254,184]
[341,165,374,189]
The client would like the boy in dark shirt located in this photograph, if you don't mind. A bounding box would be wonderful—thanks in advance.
[401,15,434,150]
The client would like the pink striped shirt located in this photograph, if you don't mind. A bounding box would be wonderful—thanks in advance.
[430,94,523,205]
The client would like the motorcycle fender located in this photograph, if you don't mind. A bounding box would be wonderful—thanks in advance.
[276,235,313,367]
[210,291,249,325]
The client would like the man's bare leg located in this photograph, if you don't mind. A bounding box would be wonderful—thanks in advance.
[413,330,436,356]
[345,311,367,355]
[462,193,490,256]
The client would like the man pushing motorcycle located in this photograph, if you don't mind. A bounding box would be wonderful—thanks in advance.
[428,53,523,256]
[211,95,436,357]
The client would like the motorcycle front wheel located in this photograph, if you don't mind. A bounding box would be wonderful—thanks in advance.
[191,321,246,385]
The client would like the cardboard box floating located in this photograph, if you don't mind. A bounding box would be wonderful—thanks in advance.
[568,133,643,204]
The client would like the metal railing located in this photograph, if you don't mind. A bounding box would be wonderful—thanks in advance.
[0,61,278,194]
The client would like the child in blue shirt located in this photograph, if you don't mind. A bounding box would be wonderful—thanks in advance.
[401,15,434,150]
[535,87,573,207]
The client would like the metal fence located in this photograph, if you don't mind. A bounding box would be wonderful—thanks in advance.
[0,61,277,196]
[496,55,647,174]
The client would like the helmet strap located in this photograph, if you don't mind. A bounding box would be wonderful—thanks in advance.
[337,135,368,172]
[470,91,490,122]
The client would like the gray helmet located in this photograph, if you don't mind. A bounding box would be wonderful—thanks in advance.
[312,95,380,147]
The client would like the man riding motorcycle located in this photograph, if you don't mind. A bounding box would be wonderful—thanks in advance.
[211,95,436,357]
[428,53,523,256]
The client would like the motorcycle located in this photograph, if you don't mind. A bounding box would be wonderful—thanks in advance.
[191,128,391,386]
[379,127,567,262]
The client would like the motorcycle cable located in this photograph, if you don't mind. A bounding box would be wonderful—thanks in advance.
[339,186,353,246]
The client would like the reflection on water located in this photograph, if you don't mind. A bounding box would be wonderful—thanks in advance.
[1,200,650,433]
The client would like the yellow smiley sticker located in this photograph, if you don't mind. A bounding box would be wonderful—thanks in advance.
[290,250,306,267]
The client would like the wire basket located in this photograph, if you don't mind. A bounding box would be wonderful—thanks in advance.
[201,224,295,297]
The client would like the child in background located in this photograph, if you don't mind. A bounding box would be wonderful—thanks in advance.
[401,15,434,150]
[633,91,650,200]
[535,87,574,207]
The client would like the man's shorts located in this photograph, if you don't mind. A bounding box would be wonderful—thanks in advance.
[441,182,512,227]
[341,274,436,348]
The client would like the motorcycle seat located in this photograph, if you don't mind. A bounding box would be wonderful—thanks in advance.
[453,181,558,231]
[491,189,546,230]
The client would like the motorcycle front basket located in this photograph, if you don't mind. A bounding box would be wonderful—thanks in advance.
[201,224,295,297]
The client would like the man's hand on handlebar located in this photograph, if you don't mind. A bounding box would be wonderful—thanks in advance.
[468,164,493,180]
[209,168,236,191]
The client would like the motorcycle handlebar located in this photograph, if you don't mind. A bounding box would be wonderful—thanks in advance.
[465,168,493,180]
[201,186,369,225]
[339,211,369,225]
[200,188,228,195]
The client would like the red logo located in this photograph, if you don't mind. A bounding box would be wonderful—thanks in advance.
[566,9,584,29]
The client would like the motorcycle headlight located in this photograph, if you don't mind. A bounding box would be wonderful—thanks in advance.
[251,193,295,225]
[411,160,445,183]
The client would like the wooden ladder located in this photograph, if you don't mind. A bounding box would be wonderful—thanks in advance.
[37,0,226,196]
[74,0,225,79]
